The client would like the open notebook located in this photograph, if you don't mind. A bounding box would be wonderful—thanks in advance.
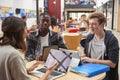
[30,49,72,80]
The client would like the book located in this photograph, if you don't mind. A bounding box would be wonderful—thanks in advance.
[70,63,110,77]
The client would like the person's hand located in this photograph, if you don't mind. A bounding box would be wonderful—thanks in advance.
[47,62,58,72]
[41,62,58,80]
[36,54,43,61]
[80,53,86,58]
[27,61,43,73]
[81,57,96,63]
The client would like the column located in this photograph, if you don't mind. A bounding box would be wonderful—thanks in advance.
[117,0,120,31]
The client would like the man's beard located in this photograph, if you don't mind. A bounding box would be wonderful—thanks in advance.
[40,28,49,37]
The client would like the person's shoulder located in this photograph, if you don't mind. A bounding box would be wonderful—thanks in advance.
[28,29,39,39]
[50,30,61,39]
[87,33,94,39]
[105,30,112,34]
[105,30,118,42]
[50,30,58,36]
[105,30,115,38]
[85,33,94,42]
[2,45,20,58]
[3,45,18,53]
[29,29,38,35]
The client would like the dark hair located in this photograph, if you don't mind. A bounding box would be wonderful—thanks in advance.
[21,15,27,19]
[51,16,57,28]
[39,13,51,25]
[21,15,27,26]
[0,16,26,51]
[88,12,106,25]
[81,14,86,17]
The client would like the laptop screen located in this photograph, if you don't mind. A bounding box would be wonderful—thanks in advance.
[42,45,58,61]
[44,49,72,73]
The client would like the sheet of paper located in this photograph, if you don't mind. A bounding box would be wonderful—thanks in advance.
[70,58,80,67]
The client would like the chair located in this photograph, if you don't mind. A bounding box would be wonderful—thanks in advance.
[80,38,86,48]
[64,35,83,50]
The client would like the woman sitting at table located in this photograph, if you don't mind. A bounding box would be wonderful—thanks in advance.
[0,16,58,80]
[51,16,59,32]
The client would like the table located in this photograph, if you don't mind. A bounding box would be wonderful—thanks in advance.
[61,31,87,40]
[26,61,106,80]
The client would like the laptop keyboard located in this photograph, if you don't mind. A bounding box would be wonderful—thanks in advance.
[37,68,62,76]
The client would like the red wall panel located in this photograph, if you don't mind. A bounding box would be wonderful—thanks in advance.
[48,0,61,22]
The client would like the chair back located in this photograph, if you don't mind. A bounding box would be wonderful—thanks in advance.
[64,35,82,50]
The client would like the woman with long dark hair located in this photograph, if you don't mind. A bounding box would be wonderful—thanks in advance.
[0,16,57,80]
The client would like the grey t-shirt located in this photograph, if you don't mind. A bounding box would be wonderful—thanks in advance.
[88,36,106,60]
[0,45,31,80]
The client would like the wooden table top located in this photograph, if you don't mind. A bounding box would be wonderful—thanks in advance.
[26,61,106,80]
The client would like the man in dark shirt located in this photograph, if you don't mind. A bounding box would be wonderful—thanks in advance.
[25,13,67,61]
[81,12,119,80]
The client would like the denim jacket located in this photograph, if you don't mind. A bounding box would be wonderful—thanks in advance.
[25,30,67,61]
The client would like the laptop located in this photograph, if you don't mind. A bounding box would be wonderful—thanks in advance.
[59,48,82,67]
[42,45,59,61]
[30,49,72,80]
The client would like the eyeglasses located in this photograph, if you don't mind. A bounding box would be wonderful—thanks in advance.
[89,23,99,26]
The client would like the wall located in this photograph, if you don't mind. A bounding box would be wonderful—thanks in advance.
[114,0,119,30]
[48,0,61,22]
[61,0,64,21]
[117,0,120,31]
[0,0,36,9]
[0,0,44,34]
[113,0,120,31]
[0,20,2,35]
[96,0,110,7]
